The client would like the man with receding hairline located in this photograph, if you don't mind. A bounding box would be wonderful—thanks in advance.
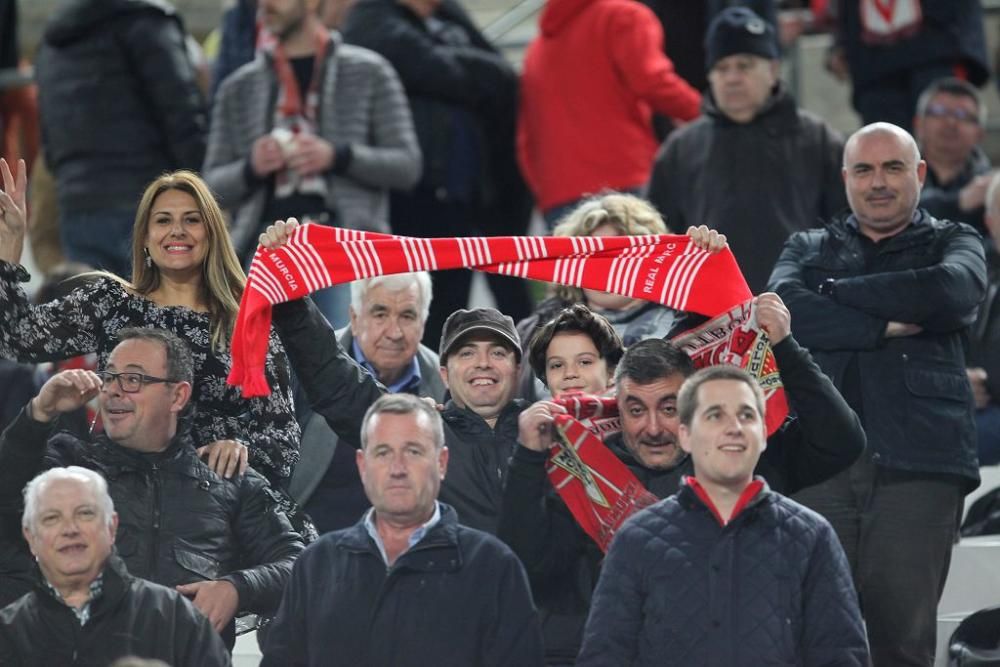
[261,393,543,667]
[769,121,987,666]
[0,467,230,666]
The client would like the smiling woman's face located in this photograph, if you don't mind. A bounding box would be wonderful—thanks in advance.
[144,189,208,279]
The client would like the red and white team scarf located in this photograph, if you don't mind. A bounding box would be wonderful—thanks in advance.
[546,298,789,552]
[227,224,751,396]
[548,395,658,551]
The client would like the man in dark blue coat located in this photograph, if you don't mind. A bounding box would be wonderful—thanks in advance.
[262,393,544,667]
[769,121,987,666]
[577,366,868,666]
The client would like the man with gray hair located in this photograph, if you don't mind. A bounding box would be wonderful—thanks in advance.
[262,392,543,666]
[577,366,867,666]
[0,466,230,666]
[770,121,987,665]
[290,271,447,533]
[0,327,304,645]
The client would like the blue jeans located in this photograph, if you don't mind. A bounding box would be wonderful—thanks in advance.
[60,209,136,278]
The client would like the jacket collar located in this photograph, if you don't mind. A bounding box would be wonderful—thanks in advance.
[704,81,799,129]
[677,476,771,527]
[35,552,133,618]
[442,399,526,429]
[340,503,464,573]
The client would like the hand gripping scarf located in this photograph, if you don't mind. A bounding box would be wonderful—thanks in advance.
[227,224,753,396]
[548,298,789,552]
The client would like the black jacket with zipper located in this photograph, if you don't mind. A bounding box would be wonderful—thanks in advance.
[0,408,304,616]
[0,554,231,667]
[769,210,986,485]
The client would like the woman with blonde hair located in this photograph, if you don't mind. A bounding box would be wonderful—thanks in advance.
[516,191,724,401]
[0,160,301,501]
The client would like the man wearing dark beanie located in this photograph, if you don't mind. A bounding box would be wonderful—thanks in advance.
[646,6,846,294]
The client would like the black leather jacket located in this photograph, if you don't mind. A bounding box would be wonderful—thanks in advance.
[769,210,986,485]
[0,555,231,667]
[0,409,304,616]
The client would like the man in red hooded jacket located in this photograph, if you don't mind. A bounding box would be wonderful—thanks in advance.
[516,0,701,227]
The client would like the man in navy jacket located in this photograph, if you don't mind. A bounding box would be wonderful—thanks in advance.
[577,366,868,666]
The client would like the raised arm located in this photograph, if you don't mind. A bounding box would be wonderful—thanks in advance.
[0,158,26,266]
[498,401,588,585]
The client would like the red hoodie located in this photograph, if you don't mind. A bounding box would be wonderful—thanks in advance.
[517,0,701,211]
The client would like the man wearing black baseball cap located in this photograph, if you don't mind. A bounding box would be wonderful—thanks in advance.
[647,6,846,294]
[435,307,527,534]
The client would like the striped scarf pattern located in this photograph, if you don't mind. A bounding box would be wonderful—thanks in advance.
[228,224,752,396]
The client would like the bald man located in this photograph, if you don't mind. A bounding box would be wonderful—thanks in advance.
[767,122,987,666]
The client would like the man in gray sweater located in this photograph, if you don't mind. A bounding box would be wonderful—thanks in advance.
[204,0,421,325]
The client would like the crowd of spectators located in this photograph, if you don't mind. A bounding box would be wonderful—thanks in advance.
[0,0,997,665]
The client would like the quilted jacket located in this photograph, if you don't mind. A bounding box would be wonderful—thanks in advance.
[577,480,869,666]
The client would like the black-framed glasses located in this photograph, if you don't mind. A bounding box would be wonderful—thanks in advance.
[924,103,980,125]
[96,370,178,394]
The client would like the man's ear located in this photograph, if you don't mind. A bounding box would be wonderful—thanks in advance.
[678,423,692,455]
[170,381,193,414]
[349,305,359,336]
[437,446,449,480]
[438,365,450,390]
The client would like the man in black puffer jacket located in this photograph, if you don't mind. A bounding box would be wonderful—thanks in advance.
[0,328,304,645]
[35,0,207,277]
[577,366,868,666]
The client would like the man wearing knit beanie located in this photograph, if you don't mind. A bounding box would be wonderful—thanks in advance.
[647,6,846,295]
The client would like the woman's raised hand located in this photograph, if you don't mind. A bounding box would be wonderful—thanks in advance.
[0,158,28,265]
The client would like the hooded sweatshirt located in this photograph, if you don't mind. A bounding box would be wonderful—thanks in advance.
[516,0,700,210]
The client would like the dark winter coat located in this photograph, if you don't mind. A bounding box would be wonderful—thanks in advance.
[769,210,986,486]
[837,0,990,91]
[342,0,531,235]
[261,503,544,667]
[497,335,865,662]
[0,555,231,667]
[646,84,845,293]
[0,409,305,617]
[35,0,207,212]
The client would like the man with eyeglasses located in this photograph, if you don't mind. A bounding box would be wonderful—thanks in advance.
[914,77,995,237]
[0,327,304,648]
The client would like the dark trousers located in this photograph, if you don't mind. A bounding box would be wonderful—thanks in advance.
[794,453,964,666]
[390,188,532,347]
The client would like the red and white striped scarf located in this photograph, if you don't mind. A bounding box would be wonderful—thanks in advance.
[227,224,752,396]
[548,394,658,551]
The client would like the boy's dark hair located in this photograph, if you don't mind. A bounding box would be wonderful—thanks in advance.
[527,304,624,384]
